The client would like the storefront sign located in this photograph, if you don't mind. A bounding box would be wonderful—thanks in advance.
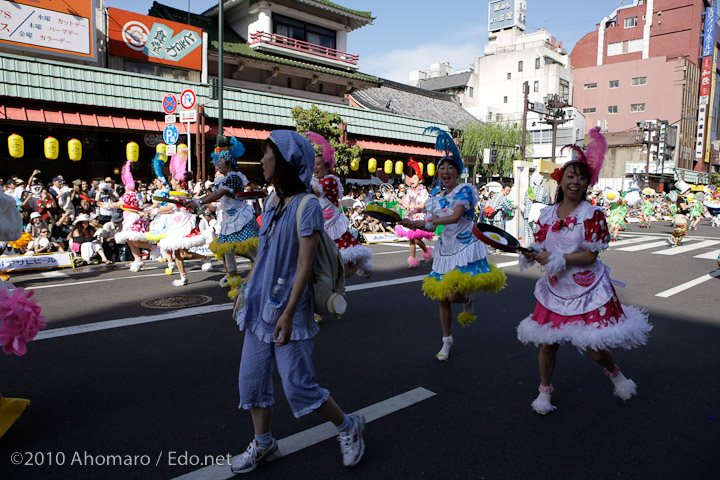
[703,5,716,58]
[0,0,96,60]
[108,7,203,71]
[488,0,526,33]
[0,253,73,272]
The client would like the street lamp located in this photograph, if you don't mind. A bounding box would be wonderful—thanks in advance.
[542,93,571,164]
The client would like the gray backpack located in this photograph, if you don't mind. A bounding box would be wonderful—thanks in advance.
[295,194,347,317]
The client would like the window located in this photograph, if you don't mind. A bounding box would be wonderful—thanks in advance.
[124,60,189,80]
[503,96,508,103]
[609,80,619,88]
[607,39,643,56]
[507,72,511,79]
[535,57,541,69]
[608,105,618,114]
[582,107,596,114]
[533,80,539,92]
[518,60,523,72]
[632,76,647,86]
[584,82,597,89]
[624,17,637,28]
[630,103,646,112]
[273,13,336,50]
[559,79,569,99]
[467,86,474,97]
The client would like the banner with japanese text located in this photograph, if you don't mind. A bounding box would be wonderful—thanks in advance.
[108,7,203,71]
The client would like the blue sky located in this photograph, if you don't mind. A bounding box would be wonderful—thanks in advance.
[104,0,626,82]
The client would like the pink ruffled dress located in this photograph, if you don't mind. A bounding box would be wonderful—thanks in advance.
[517,201,651,351]
[395,184,434,241]
[115,192,149,244]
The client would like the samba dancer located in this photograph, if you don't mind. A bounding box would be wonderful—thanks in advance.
[394,158,434,268]
[308,132,373,278]
[403,127,506,361]
[517,127,652,414]
[189,138,259,298]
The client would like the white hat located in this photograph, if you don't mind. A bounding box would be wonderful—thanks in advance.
[603,189,620,203]
[675,180,691,194]
[74,213,91,224]
[30,212,42,219]
[97,182,109,191]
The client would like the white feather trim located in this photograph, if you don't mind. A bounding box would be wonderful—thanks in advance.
[545,250,566,275]
[115,230,148,244]
[518,252,534,271]
[613,377,637,400]
[531,393,556,414]
[583,240,609,252]
[340,244,372,265]
[158,234,206,251]
[516,304,651,351]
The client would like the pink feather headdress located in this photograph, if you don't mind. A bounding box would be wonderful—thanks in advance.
[305,132,336,169]
[170,146,188,184]
[559,126,607,186]
[121,159,135,191]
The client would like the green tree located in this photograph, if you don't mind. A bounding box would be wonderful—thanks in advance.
[290,104,362,178]
[459,121,532,177]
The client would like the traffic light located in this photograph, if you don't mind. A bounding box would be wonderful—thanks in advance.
[490,148,498,164]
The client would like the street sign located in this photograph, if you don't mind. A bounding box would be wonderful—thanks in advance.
[163,124,179,145]
[166,144,177,155]
[180,111,197,122]
[162,94,178,114]
[165,114,177,123]
[180,89,196,110]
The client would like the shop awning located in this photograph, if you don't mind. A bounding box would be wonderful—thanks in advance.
[0,105,170,132]
[351,139,442,157]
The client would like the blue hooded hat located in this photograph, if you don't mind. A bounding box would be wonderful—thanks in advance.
[268,130,315,193]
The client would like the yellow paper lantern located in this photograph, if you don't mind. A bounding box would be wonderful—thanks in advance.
[44,136,59,160]
[156,142,167,163]
[368,157,377,173]
[127,141,139,163]
[427,162,435,177]
[68,138,82,162]
[395,160,403,175]
[418,162,424,175]
[384,159,393,174]
[350,158,359,171]
[8,133,23,159]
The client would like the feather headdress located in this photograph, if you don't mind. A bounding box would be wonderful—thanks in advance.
[170,145,188,184]
[212,137,246,168]
[560,126,607,187]
[121,159,135,191]
[152,153,167,186]
[406,157,422,180]
[424,126,463,172]
[305,132,336,169]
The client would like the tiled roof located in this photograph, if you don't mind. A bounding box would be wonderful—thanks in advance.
[217,41,380,83]
[0,52,445,143]
[307,0,374,19]
[418,72,473,91]
[349,78,477,130]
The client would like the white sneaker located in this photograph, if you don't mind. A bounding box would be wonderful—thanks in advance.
[230,439,279,474]
[337,414,365,467]
[172,276,188,287]
[129,260,144,272]
[201,259,213,271]
[436,335,453,361]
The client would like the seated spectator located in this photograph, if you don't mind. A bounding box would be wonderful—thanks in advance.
[29,226,65,254]
[25,212,48,238]
[351,205,364,228]
[71,214,112,265]
[52,210,74,251]
[100,213,123,261]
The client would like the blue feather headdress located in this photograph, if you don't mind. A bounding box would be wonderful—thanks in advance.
[153,152,167,186]
[213,137,246,169]
[425,126,463,194]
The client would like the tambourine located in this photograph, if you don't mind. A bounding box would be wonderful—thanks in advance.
[235,190,268,200]
[472,222,532,254]
[365,204,402,223]
[152,196,187,206]
[79,194,97,204]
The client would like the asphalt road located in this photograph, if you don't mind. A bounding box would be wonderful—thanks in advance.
[1,221,719,480]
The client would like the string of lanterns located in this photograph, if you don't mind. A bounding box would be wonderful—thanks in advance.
[362,157,434,176]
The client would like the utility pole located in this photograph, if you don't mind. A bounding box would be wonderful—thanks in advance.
[637,120,661,187]
[542,94,571,164]
[217,0,224,145]
[521,81,529,163]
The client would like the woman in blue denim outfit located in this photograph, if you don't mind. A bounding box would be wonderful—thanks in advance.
[232,130,365,474]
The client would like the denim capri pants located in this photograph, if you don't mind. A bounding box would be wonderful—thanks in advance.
[238,330,330,418]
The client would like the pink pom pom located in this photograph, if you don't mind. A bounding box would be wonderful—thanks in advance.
[305,132,336,169]
[0,287,46,356]
[121,159,135,191]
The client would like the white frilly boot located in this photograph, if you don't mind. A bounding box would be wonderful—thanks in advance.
[605,364,637,401]
[531,384,556,415]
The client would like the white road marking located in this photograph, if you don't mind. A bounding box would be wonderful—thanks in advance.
[655,270,720,298]
[693,249,720,260]
[608,237,650,248]
[40,271,70,278]
[30,272,171,289]
[170,387,437,480]
[652,240,720,256]
[616,240,678,252]
[374,250,410,255]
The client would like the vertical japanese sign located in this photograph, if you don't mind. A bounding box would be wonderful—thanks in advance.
[107,8,203,71]
[0,0,96,60]
[697,5,716,162]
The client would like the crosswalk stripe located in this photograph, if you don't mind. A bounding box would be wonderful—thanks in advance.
[693,249,720,260]
[655,270,720,298]
[652,240,720,256]
[615,240,674,252]
[608,237,650,248]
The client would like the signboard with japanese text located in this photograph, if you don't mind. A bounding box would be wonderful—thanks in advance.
[488,0,526,33]
[702,5,716,58]
[700,56,713,97]
[108,7,202,71]
[0,0,97,61]
[704,48,718,164]
[0,252,73,272]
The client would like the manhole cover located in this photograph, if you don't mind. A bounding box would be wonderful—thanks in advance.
[141,294,213,309]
